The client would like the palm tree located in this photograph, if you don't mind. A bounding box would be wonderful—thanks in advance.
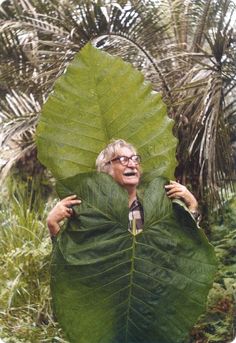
[0,0,235,211]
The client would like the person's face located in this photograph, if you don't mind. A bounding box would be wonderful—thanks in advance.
[108,147,141,188]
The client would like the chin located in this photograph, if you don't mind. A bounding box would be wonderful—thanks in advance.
[123,178,140,186]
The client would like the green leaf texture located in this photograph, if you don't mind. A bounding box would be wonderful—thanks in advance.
[52,173,217,343]
[36,43,177,180]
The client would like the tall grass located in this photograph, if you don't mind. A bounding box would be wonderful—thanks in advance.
[0,179,68,342]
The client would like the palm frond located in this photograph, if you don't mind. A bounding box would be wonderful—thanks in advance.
[0,0,235,210]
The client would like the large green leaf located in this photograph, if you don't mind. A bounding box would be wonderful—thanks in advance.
[36,43,177,180]
[52,173,217,343]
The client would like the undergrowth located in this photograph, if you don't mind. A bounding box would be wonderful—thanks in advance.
[0,180,235,342]
[189,197,236,343]
[0,179,68,342]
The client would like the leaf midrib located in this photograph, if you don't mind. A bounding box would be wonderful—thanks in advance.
[125,235,136,342]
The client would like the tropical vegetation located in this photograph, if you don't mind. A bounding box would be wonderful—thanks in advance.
[52,173,216,343]
[0,0,235,342]
[0,0,235,208]
[36,43,217,342]
[0,181,235,342]
[36,42,177,180]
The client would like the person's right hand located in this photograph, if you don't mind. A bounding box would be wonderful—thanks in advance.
[46,195,81,237]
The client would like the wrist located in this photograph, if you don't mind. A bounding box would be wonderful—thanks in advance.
[188,205,198,212]
[187,198,198,212]
[46,218,60,237]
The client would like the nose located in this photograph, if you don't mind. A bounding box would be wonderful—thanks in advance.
[127,158,136,167]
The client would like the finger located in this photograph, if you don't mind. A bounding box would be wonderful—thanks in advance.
[69,199,82,206]
[164,185,177,192]
[63,199,82,207]
[64,211,72,218]
[66,207,73,214]
[65,194,78,199]
[165,182,180,190]
[164,184,172,190]
[65,202,82,210]
[61,195,78,203]
[64,207,74,216]
[167,191,184,198]
[166,187,184,195]
[169,180,179,185]
[166,190,178,196]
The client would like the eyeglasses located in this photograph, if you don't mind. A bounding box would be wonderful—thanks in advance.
[109,155,141,166]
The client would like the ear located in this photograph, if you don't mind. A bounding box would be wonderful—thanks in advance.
[102,162,113,176]
[107,164,113,176]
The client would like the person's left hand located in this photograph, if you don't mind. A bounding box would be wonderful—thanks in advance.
[164,180,198,212]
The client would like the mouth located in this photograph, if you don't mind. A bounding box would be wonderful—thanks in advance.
[123,171,137,177]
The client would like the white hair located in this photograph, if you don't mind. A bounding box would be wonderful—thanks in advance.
[96,139,137,173]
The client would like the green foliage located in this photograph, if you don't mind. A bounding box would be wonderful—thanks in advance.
[0,180,67,342]
[36,42,217,341]
[51,172,217,343]
[0,180,234,342]
[1,0,235,210]
[189,197,236,343]
[36,43,177,181]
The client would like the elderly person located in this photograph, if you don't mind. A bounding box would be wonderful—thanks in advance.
[47,139,199,237]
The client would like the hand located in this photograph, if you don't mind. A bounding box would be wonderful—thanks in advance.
[164,180,198,212]
[47,195,81,237]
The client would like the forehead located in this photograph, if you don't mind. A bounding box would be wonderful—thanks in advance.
[116,146,135,156]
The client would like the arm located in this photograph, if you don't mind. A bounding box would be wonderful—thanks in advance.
[47,195,81,237]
